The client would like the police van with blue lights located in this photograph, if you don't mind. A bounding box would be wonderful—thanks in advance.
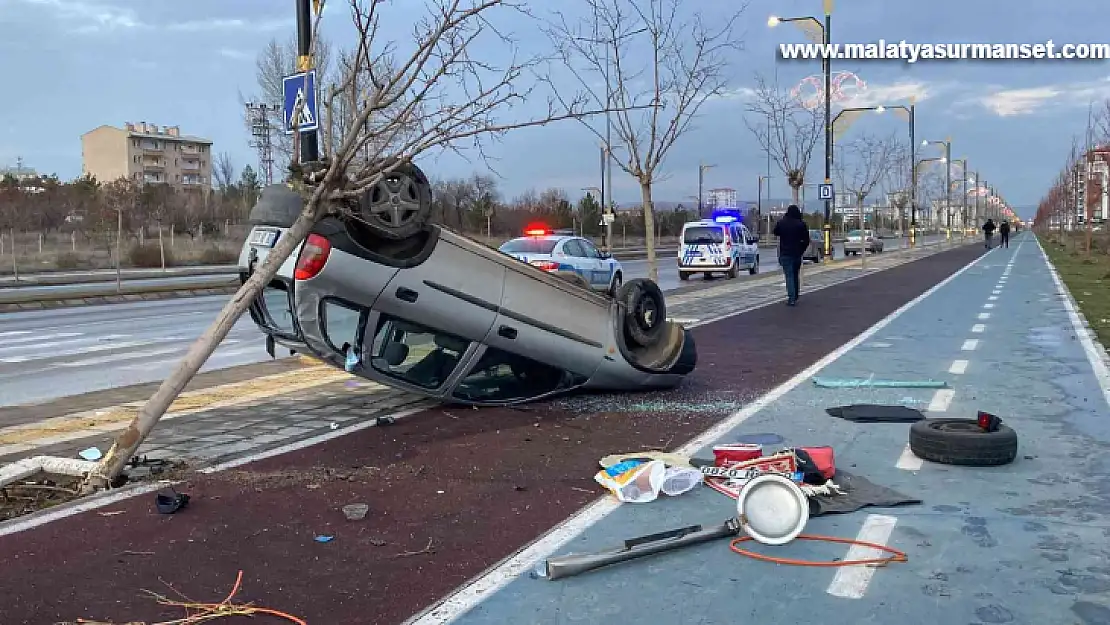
[498,225,624,296]
[677,210,760,281]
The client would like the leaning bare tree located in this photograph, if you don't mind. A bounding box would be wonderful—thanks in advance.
[80,0,609,492]
[544,0,744,282]
[833,132,898,231]
[745,73,822,204]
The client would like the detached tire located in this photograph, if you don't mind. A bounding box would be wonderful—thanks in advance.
[617,278,667,348]
[909,418,1018,467]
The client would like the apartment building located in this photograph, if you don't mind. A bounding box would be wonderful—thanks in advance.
[705,187,738,209]
[81,122,213,190]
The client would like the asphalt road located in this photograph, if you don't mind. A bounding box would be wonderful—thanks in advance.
[0,236,941,407]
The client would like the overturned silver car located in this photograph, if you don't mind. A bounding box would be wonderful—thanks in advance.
[238,164,696,406]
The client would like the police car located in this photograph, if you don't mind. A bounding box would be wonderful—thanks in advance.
[677,210,760,281]
[498,225,624,296]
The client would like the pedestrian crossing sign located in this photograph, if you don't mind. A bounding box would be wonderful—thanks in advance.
[282,70,319,134]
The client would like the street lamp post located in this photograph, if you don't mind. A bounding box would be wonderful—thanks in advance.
[769,0,834,256]
[923,138,952,243]
[916,156,947,232]
[698,162,715,218]
[295,0,319,163]
[758,175,771,236]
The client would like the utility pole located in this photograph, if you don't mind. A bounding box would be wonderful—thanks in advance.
[908,103,916,247]
[246,102,279,184]
[295,0,319,163]
[698,163,715,218]
[822,0,833,257]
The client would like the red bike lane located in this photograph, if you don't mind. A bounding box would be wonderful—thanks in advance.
[0,246,983,625]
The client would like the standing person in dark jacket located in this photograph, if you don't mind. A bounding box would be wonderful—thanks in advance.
[982,219,996,249]
[773,204,810,306]
[998,220,1011,248]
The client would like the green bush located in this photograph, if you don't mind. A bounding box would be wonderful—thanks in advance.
[199,246,237,264]
[127,243,173,268]
[54,252,82,270]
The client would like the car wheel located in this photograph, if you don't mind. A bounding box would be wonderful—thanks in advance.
[748,256,759,275]
[678,272,690,281]
[908,418,1018,467]
[617,278,667,348]
[249,184,303,227]
[356,161,433,240]
[726,262,739,279]
[608,271,623,297]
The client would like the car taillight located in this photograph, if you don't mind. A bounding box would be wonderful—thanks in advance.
[294,234,331,280]
[530,260,559,271]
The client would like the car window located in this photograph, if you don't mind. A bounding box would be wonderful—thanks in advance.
[320,299,363,353]
[500,238,558,254]
[260,281,297,335]
[683,226,725,244]
[562,239,586,257]
[368,315,471,389]
[452,346,582,402]
[847,230,862,237]
[579,239,603,258]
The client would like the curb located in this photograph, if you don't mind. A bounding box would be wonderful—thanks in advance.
[0,285,240,313]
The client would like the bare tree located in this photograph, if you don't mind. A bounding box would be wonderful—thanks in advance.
[81,0,611,491]
[544,0,744,281]
[213,152,236,191]
[880,140,912,234]
[833,132,898,231]
[745,73,822,204]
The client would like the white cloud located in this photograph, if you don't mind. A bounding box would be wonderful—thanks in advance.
[974,77,1110,117]
[218,48,254,61]
[840,81,933,108]
[168,18,290,32]
[17,0,140,33]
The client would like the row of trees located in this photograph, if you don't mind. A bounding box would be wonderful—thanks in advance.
[1034,100,1110,254]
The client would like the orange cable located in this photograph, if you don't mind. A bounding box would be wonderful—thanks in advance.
[729,534,908,567]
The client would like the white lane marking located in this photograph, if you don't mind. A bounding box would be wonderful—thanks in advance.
[984,303,995,309]
[58,346,184,367]
[978,312,990,320]
[948,359,969,374]
[971,324,986,333]
[992,289,1002,295]
[961,339,979,351]
[1038,239,1110,410]
[0,334,129,354]
[403,244,994,625]
[988,296,998,301]
[0,330,33,337]
[927,388,955,412]
[895,445,924,471]
[0,332,84,346]
[826,515,900,599]
[0,340,156,364]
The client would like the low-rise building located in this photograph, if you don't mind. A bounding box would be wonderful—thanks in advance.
[81,122,213,190]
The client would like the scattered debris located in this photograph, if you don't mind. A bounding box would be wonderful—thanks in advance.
[78,447,103,461]
[826,404,926,423]
[812,376,949,389]
[98,510,125,517]
[908,414,1019,466]
[154,489,189,515]
[342,503,370,521]
[314,535,335,543]
[393,537,435,558]
[69,570,306,624]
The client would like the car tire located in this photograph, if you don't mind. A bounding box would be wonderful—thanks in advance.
[748,255,759,275]
[356,161,433,240]
[908,418,1018,467]
[608,271,623,297]
[552,270,591,290]
[678,272,690,281]
[617,278,667,348]
[727,262,739,279]
[249,184,304,227]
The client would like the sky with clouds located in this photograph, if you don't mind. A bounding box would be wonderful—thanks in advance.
[2,0,1109,217]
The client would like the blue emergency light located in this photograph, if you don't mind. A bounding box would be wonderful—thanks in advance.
[711,209,742,224]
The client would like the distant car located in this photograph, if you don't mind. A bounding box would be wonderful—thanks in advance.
[497,228,624,296]
[804,229,825,263]
[843,229,884,255]
[677,210,760,280]
[238,169,696,408]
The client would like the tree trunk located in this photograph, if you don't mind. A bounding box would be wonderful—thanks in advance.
[790,185,801,204]
[80,193,325,493]
[639,180,658,283]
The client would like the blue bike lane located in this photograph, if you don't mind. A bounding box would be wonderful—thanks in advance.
[409,231,1110,625]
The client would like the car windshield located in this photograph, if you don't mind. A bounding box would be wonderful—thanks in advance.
[499,238,558,254]
[683,226,725,244]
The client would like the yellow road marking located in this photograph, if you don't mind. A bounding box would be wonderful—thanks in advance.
[0,366,378,450]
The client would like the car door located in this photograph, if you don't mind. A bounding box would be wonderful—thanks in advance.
[559,239,591,284]
[736,224,755,267]
[579,239,611,288]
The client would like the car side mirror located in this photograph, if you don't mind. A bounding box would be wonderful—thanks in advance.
[599,251,612,259]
